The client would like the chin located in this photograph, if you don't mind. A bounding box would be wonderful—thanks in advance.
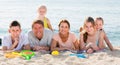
[87,32,92,35]
[37,34,42,37]
[62,32,67,35]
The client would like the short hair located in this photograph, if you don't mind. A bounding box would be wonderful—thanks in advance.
[9,20,21,28]
[32,20,44,28]
[95,17,104,24]
[58,19,70,28]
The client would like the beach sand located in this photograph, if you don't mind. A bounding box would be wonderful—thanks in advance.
[0,47,120,65]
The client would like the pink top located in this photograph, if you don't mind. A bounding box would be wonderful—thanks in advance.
[53,32,77,50]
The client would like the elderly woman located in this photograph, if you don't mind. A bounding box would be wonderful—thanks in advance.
[51,19,79,51]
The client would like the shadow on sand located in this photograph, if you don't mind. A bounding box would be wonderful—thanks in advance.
[106,47,120,58]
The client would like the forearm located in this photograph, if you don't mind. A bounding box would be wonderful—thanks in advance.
[104,35,114,51]
[24,44,31,50]
[80,42,86,50]
[2,46,7,51]
[73,40,79,50]
[51,47,69,51]
[79,34,86,50]
[41,46,50,51]
[33,46,50,51]
[10,43,18,50]
[107,43,114,51]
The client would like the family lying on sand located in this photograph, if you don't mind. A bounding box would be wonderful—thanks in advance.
[1,5,114,54]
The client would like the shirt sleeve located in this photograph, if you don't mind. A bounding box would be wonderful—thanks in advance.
[71,33,77,43]
[47,31,54,46]
[2,36,10,48]
[52,34,58,41]
[22,35,29,45]
[27,31,34,47]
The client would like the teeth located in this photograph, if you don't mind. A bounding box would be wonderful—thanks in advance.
[37,32,41,35]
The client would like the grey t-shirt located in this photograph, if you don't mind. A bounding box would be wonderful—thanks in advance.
[28,29,53,47]
[2,34,29,51]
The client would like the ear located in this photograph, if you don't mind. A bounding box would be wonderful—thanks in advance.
[8,29,11,33]
[20,29,22,32]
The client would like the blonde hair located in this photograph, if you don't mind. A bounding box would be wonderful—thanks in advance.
[83,17,95,43]
[38,5,47,11]
[95,17,104,25]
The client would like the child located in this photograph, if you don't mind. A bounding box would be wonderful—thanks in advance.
[95,17,114,51]
[79,17,104,54]
[2,21,30,51]
[37,5,53,31]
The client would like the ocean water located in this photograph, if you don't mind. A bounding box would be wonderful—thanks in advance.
[0,0,120,46]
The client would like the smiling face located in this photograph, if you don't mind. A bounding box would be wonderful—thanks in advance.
[9,26,21,39]
[38,6,47,17]
[84,22,95,35]
[32,23,44,39]
[95,20,103,30]
[59,22,70,35]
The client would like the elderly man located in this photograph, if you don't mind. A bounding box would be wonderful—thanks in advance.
[28,20,53,51]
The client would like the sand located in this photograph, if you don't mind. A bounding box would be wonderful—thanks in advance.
[0,47,120,65]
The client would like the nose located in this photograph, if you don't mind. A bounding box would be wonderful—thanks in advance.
[13,32,18,37]
[37,28,41,32]
[88,27,91,31]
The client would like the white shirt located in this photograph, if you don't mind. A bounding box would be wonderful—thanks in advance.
[2,34,29,51]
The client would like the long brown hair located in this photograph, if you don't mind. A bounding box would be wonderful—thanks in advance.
[58,19,70,29]
[83,17,95,43]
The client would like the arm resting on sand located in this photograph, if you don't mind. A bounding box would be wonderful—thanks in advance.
[104,33,114,51]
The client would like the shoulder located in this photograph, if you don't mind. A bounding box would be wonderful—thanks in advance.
[3,35,11,40]
[44,29,53,37]
[19,34,28,41]
[97,30,104,39]
[80,32,84,37]
[20,33,27,38]
[53,33,59,37]
[69,32,77,41]
[52,33,59,41]
[27,30,36,40]
[98,30,104,35]
[45,17,50,23]
[2,35,11,44]
[79,32,85,39]
[44,29,53,34]
[69,32,76,37]
[28,31,33,37]
[45,17,49,21]
[99,29,105,34]
[28,30,33,34]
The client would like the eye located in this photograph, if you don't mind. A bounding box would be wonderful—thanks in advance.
[60,26,64,28]
[12,30,15,32]
[34,28,37,30]
[65,26,68,28]
[85,26,88,28]
[96,24,98,26]
[16,30,18,31]
[99,24,102,26]
[90,26,92,28]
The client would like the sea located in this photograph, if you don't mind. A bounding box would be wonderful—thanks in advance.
[0,0,120,46]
